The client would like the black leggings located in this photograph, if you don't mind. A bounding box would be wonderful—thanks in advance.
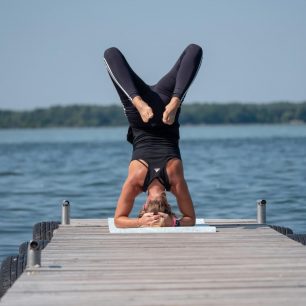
[104,44,203,130]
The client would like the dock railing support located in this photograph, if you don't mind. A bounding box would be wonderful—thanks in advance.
[62,200,70,225]
[257,199,267,224]
[26,240,41,268]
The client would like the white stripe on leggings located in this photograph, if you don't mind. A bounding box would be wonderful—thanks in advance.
[104,54,203,105]
[103,58,133,101]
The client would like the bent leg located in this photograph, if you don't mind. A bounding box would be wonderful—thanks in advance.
[104,47,153,123]
[156,44,203,101]
[104,47,144,101]
[156,44,203,124]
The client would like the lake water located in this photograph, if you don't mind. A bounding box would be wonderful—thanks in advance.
[0,125,306,262]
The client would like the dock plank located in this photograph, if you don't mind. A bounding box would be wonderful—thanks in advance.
[1,219,306,306]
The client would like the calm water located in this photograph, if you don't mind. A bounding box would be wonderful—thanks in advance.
[1,125,306,262]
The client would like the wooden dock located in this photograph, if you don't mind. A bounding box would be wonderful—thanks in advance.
[1,219,306,306]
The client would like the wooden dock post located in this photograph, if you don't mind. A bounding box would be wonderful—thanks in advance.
[61,200,70,225]
[26,241,41,269]
[257,199,267,224]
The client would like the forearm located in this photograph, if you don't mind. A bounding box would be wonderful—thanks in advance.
[172,180,196,226]
[115,213,161,228]
[178,200,196,226]
[114,172,142,228]
[114,216,140,228]
[162,213,194,227]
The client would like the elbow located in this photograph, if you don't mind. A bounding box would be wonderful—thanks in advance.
[114,217,123,228]
[188,216,196,226]
[185,212,196,226]
[180,214,196,227]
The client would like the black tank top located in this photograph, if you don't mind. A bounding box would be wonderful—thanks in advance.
[128,126,181,191]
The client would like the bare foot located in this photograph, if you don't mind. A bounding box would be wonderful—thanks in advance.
[132,96,154,123]
[162,97,181,125]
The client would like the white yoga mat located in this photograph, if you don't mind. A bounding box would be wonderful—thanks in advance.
[108,218,216,233]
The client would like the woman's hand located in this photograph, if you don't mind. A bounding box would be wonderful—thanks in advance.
[158,212,174,227]
[138,212,161,227]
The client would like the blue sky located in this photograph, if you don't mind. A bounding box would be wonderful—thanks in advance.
[0,0,306,110]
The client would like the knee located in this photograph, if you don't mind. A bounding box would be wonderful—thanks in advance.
[186,43,203,57]
[104,47,121,60]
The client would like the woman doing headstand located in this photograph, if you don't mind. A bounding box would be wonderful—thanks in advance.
[104,43,203,228]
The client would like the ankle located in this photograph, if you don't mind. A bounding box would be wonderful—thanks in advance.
[171,96,181,104]
[167,97,181,110]
[132,96,140,103]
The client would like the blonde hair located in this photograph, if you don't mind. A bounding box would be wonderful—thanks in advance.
[138,193,176,227]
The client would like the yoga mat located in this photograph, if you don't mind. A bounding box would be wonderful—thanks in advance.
[108,218,216,233]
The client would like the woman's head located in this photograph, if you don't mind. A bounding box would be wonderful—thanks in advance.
[138,192,176,226]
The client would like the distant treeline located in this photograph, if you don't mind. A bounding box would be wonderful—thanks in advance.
[0,102,305,128]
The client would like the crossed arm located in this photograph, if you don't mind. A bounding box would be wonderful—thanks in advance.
[114,161,161,228]
[114,159,196,228]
